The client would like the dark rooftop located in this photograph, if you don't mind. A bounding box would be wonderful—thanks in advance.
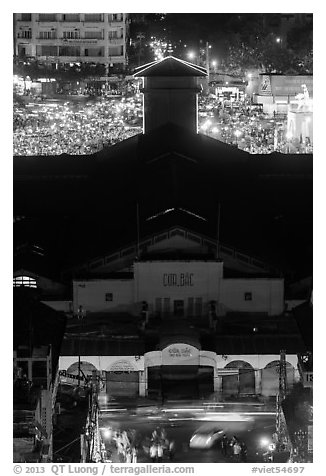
[13,123,312,279]
[134,56,207,77]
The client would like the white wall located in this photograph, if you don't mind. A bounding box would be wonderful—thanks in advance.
[134,261,223,312]
[219,278,284,316]
[73,279,134,314]
[59,355,144,372]
[73,267,284,317]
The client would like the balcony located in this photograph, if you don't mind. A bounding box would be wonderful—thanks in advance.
[108,38,124,45]
[37,37,57,41]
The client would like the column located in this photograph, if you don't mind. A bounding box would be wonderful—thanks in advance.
[139,368,147,397]
[255,369,262,395]
[214,367,222,395]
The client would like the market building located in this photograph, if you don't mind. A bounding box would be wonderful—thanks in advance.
[14,56,312,407]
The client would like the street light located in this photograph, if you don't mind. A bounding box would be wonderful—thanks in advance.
[187,51,196,61]
[234,129,241,147]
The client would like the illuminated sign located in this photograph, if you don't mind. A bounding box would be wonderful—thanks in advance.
[163,273,194,287]
[162,343,199,365]
[168,346,192,358]
[302,371,313,388]
[59,369,87,381]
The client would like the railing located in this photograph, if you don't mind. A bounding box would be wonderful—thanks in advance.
[63,226,279,278]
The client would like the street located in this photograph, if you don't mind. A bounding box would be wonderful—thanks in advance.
[99,401,276,463]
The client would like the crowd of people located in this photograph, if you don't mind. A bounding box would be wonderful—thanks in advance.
[198,96,313,154]
[13,88,312,156]
[13,95,143,156]
[220,434,248,462]
[104,425,252,463]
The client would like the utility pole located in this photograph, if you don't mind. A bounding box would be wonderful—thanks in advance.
[275,349,288,450]
[206,42,211,85]
[216,202,221,260]
[136,202,140,259]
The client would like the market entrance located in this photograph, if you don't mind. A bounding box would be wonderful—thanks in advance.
[147,365,214,400]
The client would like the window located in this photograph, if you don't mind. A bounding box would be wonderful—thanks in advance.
[62,14,80,22]
[244,292,252,301]
[38,45,58,56]
[187,297,194,317]
[155,298,162,317]
[84,47,104,57]
[194,297,203,316]
[21,14,32,21]
[84,30,103,39]
[59,45,81,56]
[84,14,103,22]
[108,14,122,22]
[13,276,37,288]
[39,30,57,39]
[38,14,57,22]
[18,30,32,39]
[109,29,123,39]
[163,298,170,316]
[105,293,113,302]
[108,45,123,56]
[63,30,80,39]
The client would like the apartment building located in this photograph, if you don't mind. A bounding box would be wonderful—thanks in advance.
[14,13,129,69]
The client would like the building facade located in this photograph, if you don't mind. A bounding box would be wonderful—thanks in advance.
[73,260,284,317]
[14,13,129,69]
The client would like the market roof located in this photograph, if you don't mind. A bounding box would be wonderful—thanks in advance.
[134,56,207,77]
[13,123,312,278]
[213,333,306,355]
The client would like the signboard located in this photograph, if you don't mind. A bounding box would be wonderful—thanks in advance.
[136,261,223,300]
[59,369,87,384]
[162,343,199,366]
[259,75,272,96]
[218,368,239,376]
[259,74,313,97]
[163,273,194,287]
[302,371,313,388]
[109,360,136,373]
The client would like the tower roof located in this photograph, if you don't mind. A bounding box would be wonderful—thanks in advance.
[134,56,207,77]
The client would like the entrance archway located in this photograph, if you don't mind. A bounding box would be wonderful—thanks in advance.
[222,360,255,396]
[66,361,98,383]
[261,360,295,396]
[106,360,139,396]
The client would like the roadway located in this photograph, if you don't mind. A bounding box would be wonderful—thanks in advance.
[98,400,276,463]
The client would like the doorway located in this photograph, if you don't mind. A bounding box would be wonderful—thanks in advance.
[173,300,184,316]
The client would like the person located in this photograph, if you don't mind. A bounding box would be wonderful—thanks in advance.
[240,442,247,462]
[233,441,242,462]
[132,446,138,463]
[157,443,163,463]
[168,440,175,460]
[221,435,228,457]
[125,448,132,463]
[150,443,157,462]
[151,429,159,443]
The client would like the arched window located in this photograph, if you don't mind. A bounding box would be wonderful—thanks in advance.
[13,276,37,288]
